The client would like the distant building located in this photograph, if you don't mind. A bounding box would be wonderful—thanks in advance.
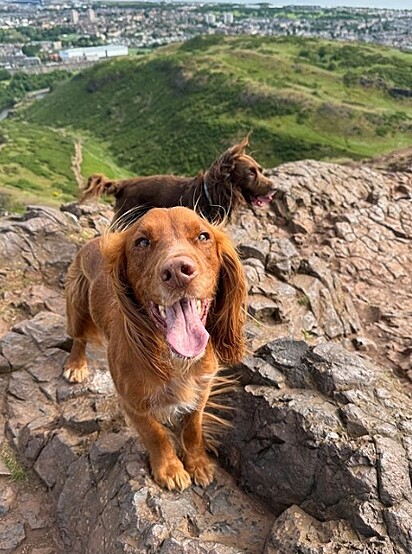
[59,44,128,62]
[223,13,234,25]
[205,14,216,25]
[12,0,41,4]
[86,8,96,23]
[71,10,79,25]
[0,55,41,69]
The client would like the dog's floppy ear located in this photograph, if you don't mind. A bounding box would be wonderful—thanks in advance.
[100,231,131,304]
[208,228,247,365]
[102,229,146,321]
[101,230,171,381]
[227,132,250,158]
[221,133,250,164]
[206,133,250,185]
[207,133,250,178]
[101,231,126,271]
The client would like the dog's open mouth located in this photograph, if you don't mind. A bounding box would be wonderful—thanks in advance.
[150,298,211,359]
[250,192,275,208]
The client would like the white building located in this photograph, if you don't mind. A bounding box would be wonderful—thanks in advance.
[86,8,96,23]
[71,9,79,25]
[205,14,216,25]
[59,44,128,62]
[223,13,234,25]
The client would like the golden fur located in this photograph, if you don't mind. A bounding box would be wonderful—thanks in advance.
[64,206,247,490]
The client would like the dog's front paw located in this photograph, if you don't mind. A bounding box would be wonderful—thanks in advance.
[152,458,191,491]
[63,361,89,383]
[184,454,215,488]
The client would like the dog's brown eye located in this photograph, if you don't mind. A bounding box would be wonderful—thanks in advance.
[135,237,150,248]
[198,232,210,242]
[249,168,257,176]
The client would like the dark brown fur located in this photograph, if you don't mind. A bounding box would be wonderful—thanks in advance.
[80,136,275,224]
[64,207,247,490]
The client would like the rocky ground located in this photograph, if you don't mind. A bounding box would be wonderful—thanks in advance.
[262,161,411,380]
[0,160,411,553]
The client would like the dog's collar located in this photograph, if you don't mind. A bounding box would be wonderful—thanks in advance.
[203,176,212,204]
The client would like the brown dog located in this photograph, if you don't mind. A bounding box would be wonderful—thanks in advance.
[64,206,247,490]
[80,136,275,224]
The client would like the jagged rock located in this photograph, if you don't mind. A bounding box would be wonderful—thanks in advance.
[266,238,300,281]
[18,284,65,317]
[0,206,79,286]
[264,505,396,554]
[0,482,15,515]
[0,205,111,336]
[2,299,411,552]
[220,338,412,554]
[0,520,25,550]
[230,198,362,352]
[20,494,53,530]
[12,311,71,353]
[247,294,281,323]
[0,160,411,552]
[265,160,412,378]
[0,331,40,373]
[1,311,273,553]
[237,239,270,264]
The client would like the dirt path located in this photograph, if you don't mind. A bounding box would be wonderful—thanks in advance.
[348,145,412,171]
[71,140,84,191]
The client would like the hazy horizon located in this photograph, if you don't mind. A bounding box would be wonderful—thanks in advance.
[170,0,412,9]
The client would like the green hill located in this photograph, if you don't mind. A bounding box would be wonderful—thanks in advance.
[2,35,412,208]
[0,121,132,211]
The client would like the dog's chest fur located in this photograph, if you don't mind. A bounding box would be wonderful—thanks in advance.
[148,370,209,423]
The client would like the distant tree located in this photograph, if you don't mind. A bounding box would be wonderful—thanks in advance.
[68,35,104,48]
[0,70,71,111]
[17,26,76,42]
[296,110,309,124]
[298,48,310,59]
[343,71,358,87]
[0,69,11,81]
[22,44,41,58]
[376,126,389,137]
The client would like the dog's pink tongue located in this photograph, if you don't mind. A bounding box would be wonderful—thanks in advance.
[165,299,209,358]
[251,193,274,207]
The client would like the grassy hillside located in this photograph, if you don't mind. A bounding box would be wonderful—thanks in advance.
[2,35,412,207]
[0,121,132,211]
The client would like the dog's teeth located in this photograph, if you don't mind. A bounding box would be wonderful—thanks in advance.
[158,305,166,319]
[196,300,202,314]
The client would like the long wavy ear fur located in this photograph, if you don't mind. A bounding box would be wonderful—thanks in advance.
[79,174,117,203]
[100,231,170,381]
[227,133,250,158]
[100,231,136,321]
[208,228,247,366]
[206,134,250,183]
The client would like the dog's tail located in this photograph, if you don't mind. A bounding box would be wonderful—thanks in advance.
[79,174,121,204]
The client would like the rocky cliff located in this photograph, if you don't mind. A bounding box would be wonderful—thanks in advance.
[0,160,411,553]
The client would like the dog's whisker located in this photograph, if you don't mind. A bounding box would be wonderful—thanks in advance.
[111,204,152,232]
